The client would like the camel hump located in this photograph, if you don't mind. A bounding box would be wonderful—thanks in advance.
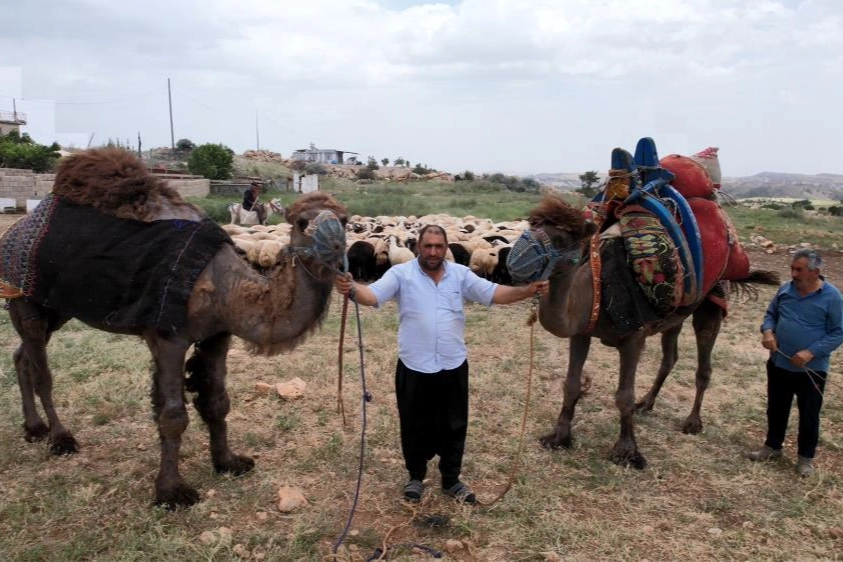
[52,148,199,221]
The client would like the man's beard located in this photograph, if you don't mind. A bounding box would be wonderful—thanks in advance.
[420,255,444,272]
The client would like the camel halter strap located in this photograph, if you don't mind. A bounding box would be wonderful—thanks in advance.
[508,228,581,283]
[285,210,349,273]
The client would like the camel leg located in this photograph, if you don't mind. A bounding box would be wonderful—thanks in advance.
[636,324,683,413]
[185,333,254,475]
[610,334,647,469]
[146,334,198,509]
[540,334,591,449]
[9,300,77,453]
[683,299,723,434]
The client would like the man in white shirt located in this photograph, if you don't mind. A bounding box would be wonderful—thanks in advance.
[335,224,548,503]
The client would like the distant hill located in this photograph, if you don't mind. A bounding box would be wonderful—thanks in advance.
[531,171,843,201]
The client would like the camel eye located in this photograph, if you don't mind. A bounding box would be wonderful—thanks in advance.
[297,218,309,232]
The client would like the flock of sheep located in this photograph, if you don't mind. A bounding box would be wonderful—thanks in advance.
[220,213,531,283]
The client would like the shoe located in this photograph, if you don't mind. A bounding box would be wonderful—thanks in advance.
[443,481,477,504]
[403,479,424,502]
[745,445,783,462]
[796,456,814,477]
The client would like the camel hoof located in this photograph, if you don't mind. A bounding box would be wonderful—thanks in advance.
[215,454,255,475]
[155,482,201,510]
[635,399,655,414]
[24,421,50,442]
[609,448,647,470]
[49,433,79,456]
[539,431,573,450]
[682,417,703,435]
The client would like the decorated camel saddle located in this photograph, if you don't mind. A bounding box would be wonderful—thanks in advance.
[588,137,749,320]
[0,153,231,334]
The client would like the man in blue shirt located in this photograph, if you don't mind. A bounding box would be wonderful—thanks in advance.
[747,248,843,476]
[335,224,548,503]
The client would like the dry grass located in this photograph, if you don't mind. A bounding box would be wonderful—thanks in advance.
[3,282,843,561]
[3,210,843,561]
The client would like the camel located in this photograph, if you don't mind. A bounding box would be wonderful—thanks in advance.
[510,195,778,469]
[2,148,348,508]
[228,198,285,226]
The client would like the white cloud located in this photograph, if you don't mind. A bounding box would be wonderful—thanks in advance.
[0,0,841,176]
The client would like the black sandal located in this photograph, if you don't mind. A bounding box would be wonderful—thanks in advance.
[443,481,476,504]
[403,479,424,502]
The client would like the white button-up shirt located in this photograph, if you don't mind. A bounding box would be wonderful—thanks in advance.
[368,258,497,373]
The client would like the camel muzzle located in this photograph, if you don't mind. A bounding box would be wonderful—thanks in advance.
[507,228,580,283]
[303,210,348,269]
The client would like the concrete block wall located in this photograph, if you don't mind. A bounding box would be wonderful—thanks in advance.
[0,169,54,209]
[0,168,210,208]
[164,178,210,198]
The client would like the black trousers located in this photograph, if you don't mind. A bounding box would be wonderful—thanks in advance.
[764,360,826,459]
[395,358,469,488]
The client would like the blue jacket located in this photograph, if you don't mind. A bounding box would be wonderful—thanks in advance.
[761,280,843,372]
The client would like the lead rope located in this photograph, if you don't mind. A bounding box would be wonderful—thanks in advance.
[332,285,443,561]
[337,294,349,427]
[477,294,540,507]
[774,349,842,394]
[332,287,374,560]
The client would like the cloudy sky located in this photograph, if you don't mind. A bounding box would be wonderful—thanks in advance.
[1,0,841,177]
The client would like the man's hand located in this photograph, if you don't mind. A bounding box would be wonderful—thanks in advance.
[335,273,353,295]
[530,280,550,297]
[761,330,777,352]
[790,349,814,369]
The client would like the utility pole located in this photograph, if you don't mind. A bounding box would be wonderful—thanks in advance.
[255,109,260,151]
[167,78,175,150]
[137,131,142,158]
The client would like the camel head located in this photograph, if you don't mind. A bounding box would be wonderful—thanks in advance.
[506,195,597,282]
[284,192,349,275]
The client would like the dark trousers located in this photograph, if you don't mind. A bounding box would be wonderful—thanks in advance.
[765,360,826,458]
[395,358,469,488]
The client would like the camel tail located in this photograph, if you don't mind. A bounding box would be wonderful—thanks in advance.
[729,269,781,301]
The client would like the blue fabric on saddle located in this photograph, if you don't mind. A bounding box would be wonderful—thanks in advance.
[592,138,705,314]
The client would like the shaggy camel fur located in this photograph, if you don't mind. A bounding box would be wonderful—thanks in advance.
[518,195,778,469]
[7,148,348,508]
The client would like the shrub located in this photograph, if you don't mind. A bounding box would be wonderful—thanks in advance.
[0,131,61,172]
[367,157,379,170]
[777,206,804,220]
[305,162,328,175]
[289,159,307,172]
[187,143,234,180]
[355,167,376,180]
[462,170,475,181]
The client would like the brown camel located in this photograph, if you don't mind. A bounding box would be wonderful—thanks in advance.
[511,195,778,469]
[3,148,348,508]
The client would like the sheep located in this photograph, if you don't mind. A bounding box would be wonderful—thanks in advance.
[347,240,377,281]
[387,235,415,266]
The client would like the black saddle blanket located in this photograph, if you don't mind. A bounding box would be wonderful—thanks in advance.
[0,196,230,334]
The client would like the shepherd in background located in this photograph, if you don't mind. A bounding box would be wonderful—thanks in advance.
[242,181,266,225]
[747,248,843,476]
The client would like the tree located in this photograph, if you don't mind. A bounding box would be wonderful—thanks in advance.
[367,156,379,170]
[576,170,601,198]
[381,157,390,167]
[0,131,61,172]
[176,138,196,152]
[394,157,406,167]
[462,170,475,181]
[187,143,234,180]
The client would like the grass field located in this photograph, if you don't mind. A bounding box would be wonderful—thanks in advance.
[2,186,843,561]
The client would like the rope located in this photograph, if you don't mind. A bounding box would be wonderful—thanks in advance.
[477,295,540,507]
[337,294,349,426]
[774,349,839,394]
[583,232,602,334]
[332,289,374,559]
